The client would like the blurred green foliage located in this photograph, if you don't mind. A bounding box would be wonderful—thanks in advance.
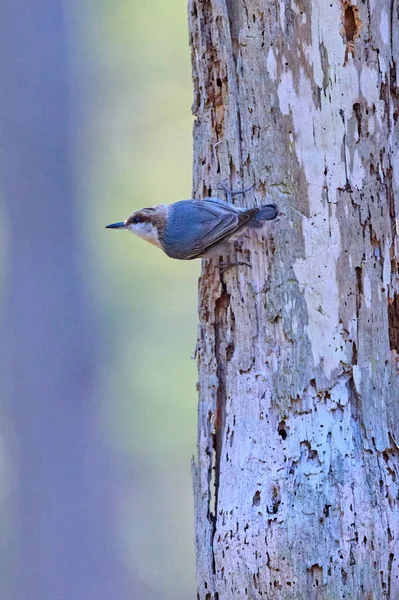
[83,0,197,596]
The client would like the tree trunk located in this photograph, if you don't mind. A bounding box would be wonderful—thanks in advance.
[189,1,399,598]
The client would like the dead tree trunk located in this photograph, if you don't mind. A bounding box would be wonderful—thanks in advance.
[190,1,399,598]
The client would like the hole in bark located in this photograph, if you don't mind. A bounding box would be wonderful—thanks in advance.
[271,486,281,514]
[253,490,261,506]
[278,420,287,440]
[388,293,399,352]
[342,2,362,61]
[344,5,357,41]
[308,564,323,587]
[355,266,363,314]
[381,571,387,590]
[301,440,320,462]
[353,102,362,137]
[226,342,234,361]
[230,307,236,333]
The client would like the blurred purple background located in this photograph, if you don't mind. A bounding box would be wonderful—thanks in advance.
[0,1,197,598]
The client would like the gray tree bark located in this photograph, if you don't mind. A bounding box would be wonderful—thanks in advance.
[189,1,399,598]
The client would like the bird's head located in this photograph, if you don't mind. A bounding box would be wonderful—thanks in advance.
[106,205,167,248]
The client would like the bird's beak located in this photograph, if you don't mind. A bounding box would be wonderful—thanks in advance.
[105,221,126,229]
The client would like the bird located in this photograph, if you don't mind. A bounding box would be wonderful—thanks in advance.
[106,184,278,260]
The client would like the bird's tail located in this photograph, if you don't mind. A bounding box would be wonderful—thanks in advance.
[249,203,279,227]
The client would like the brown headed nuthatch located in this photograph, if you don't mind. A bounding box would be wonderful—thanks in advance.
[106,183,278,260]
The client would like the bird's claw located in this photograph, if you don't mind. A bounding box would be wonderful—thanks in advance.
[217,180,255,204]
[218,260,252,274]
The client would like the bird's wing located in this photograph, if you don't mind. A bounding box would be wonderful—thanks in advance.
[163,199,256,260]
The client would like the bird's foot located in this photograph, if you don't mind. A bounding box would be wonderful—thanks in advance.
[217,180,255,204]
[218,259,252,274]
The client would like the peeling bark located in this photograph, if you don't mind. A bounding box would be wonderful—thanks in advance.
[189,1,399,598]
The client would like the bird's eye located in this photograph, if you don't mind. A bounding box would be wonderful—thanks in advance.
[132,216,141,224]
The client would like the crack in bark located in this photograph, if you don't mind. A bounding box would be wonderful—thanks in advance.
[388,293,399,352]
[213,287,230,516]
[221,0,244,181]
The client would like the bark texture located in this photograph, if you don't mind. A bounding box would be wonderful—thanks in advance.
[189,1,399,598]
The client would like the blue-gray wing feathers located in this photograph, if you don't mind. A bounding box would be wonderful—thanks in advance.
[162,199,257,260]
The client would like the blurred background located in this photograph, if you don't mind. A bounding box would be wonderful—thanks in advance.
[0,0,197,598]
